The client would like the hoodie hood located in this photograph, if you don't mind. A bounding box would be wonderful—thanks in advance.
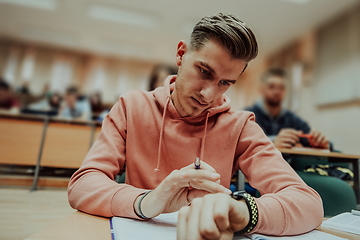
[152,75,232,172]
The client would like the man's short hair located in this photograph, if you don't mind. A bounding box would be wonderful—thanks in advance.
[261,68,288,83]
[66,86,78,95]
[190,13,258,63]
[0,78,10,91]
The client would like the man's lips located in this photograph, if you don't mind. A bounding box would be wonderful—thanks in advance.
[191,97,209,107]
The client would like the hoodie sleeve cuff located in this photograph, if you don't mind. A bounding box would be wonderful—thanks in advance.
[110,186,148,219]
[251,196,286,235]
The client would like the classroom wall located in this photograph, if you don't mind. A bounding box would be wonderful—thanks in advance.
[0,39,155,104]
[0,38,266,111]
[296,5,360,155]
[249,4,360,155]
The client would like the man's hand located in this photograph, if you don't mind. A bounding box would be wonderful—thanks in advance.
[135,161,232,219]
[273,128,302,148]
[308,129,329,149]
[177,193,250,240]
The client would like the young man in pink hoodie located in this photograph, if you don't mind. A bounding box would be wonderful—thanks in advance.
[68,13,323,239]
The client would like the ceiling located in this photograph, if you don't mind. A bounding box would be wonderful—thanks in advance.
[0,0,359,64]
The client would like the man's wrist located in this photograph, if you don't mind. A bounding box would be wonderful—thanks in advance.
[134,191,152,219]
[231,191,258,234]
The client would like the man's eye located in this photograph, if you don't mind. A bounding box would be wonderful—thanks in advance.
[220,80,230,86]
[200,68,210,75]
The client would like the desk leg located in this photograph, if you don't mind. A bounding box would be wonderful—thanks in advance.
[89,122,96,150]
[31,117,49,191]
[353,159,360,204]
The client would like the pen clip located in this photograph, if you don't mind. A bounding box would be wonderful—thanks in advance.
[194,157,201,169]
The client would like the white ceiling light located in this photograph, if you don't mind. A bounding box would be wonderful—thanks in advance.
[0,0,57,10]
[88,5,158,29]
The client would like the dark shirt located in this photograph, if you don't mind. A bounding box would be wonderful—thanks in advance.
[246,102,311,147]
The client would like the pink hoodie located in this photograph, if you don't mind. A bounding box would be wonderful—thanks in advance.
[68,76,323,235]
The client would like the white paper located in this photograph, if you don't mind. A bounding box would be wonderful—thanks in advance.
[111,212,178,240]
[245,230,346,239]
[321,212,360,235]
[111,212,346,240]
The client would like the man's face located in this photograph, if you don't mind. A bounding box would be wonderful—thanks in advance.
[171,40,247,117]
[65,94,77,108]
[261,76,286,107]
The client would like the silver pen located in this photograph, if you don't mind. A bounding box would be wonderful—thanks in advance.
[194,157,201,170]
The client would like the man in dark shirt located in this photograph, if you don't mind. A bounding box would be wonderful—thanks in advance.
[246,68,329,149]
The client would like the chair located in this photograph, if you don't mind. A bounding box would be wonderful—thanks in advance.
[297,170,356,217]
[290,155,356,217]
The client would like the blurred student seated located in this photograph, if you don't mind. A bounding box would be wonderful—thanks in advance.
[58,86,92,121]
[89,92,109,121]
[16,81,49,109]
[148,64,177,91]
[246,68,331,150]
[27,92,62,116]
[0,78,20,113]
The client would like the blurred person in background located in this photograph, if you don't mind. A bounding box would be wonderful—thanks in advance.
[16,81,30,95]
[15,81,49,109]
[58,86,91,121]
[89,92,105,120]
[246,68,330,149]
[148,64,177,91]
[28,92,62,115]
[0,78,20,112]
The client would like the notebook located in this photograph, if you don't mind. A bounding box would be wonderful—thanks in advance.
[321,211,360,235]
[110,212,346,240]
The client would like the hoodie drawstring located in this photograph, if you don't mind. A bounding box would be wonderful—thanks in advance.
[199,112,210,162]
[154,99,210,173]
[154,96,170,173]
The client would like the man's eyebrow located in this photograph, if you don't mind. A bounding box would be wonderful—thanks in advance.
[199,61,215,74]
[199,61,237,83]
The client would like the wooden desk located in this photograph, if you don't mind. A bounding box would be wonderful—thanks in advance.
[41,122,93,169]
[0,111,102,190]
[25,211,359,240]
[24,211,110,240]
[278,147,360,204]
[0,117,44,166]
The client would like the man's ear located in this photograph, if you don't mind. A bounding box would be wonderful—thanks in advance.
[176,40,187,66]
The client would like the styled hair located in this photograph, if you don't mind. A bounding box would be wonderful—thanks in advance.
[261,68,287,82]
[190,13,258,63]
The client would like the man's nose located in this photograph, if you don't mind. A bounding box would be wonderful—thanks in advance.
[199,83,216,103]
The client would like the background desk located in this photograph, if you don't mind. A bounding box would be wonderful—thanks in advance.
[278,148,360,204]
[0,111,102,189]
[25,211,359,240]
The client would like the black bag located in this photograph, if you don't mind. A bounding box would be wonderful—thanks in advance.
[304,164,353,181]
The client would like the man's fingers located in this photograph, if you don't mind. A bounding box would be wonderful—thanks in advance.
[177,206,190,240]
[189,179,232,195]
[186,198,204,240]
[279,128,301,136]
[199,195,221,239]
[161,169,220,191]
[279,142,292,148]
[211,195,231,232]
